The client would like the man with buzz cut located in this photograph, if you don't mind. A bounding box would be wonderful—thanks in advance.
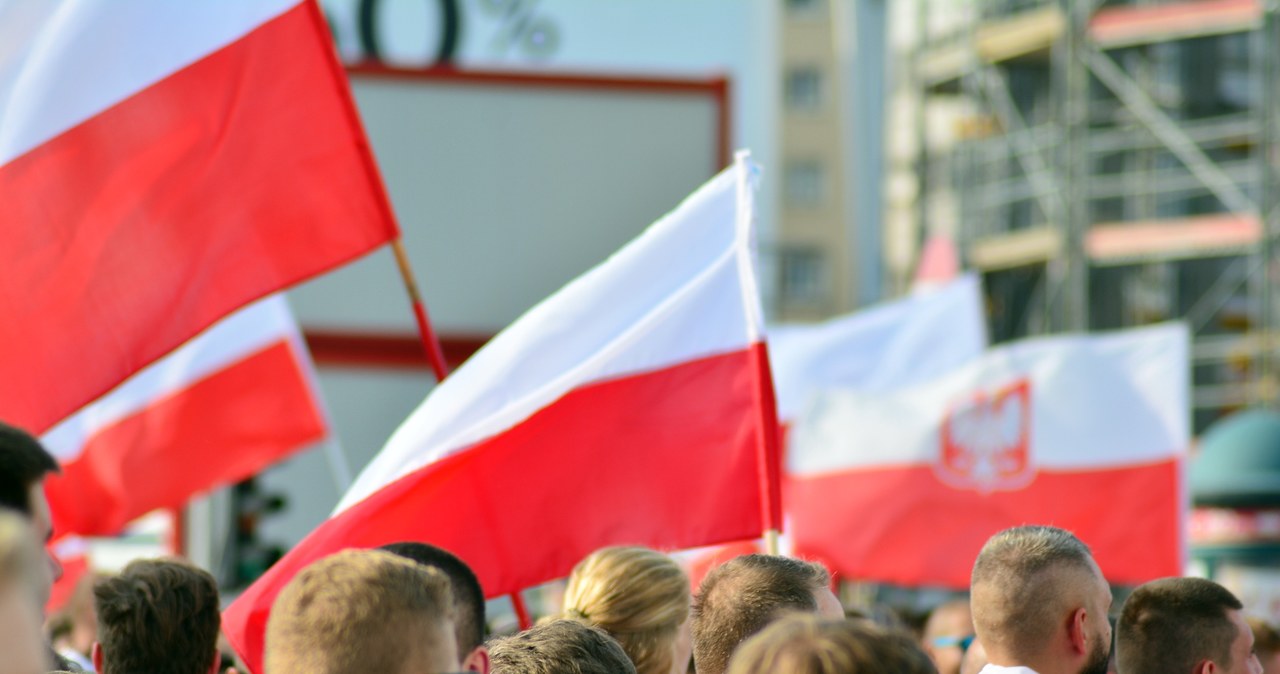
[265,549,461,674]
[381,541,490,673]
[1116,576,1262,674]
[969,525,1113,674]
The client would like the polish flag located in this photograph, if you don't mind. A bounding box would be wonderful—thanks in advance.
[224,153,778,673]
[677,276,985,583]
[787,323,1189,587]
[0,0,397,435]
[40,296,327,539]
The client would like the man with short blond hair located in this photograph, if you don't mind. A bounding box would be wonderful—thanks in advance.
[265,549,460,674]
[692,554,843,674]
[970,526,1112,674]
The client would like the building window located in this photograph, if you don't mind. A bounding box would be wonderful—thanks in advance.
[785,160,825,207]
[785,66,824,111]
[778,247,828,306]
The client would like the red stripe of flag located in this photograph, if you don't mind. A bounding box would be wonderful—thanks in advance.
[45,340,326,538]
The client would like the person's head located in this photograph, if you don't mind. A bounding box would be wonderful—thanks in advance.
[691,554,840,674]
[265,549,459,674]
[380,542,488,672]
[488,619,637,674]
[970,526,1111,674]
[1116,577,1262,674]
[923,598,974,674]
[725,614,934,674]
[1249,617,1280,674]
[0,422,61,602]
[91,558,220,674]
[562,546,691,674]
[0,510,48,674]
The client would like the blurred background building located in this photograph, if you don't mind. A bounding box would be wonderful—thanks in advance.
[888,0,1280,433]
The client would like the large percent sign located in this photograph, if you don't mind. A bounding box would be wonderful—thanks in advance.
[355,0,559,65]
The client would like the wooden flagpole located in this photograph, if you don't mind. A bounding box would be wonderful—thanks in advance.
[390,239,533,629]
[390,239,450,381]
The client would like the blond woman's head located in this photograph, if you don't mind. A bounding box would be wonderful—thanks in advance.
[562,546,691,674]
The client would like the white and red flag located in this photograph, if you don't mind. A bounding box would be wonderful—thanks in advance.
[787,323,1188,588]
[676,275,986,579]
[0,0,396,434]
[39,295,327,539]
[224,153,779,672]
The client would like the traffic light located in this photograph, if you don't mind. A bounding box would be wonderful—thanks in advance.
[225,477,287,589]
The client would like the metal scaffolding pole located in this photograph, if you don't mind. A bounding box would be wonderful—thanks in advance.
[1058,0,1090,332]
[1257,1,1280,405]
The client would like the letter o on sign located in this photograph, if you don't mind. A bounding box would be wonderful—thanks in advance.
[358,0,460,66]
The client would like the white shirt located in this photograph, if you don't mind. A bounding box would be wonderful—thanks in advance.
[978,666,1041,674]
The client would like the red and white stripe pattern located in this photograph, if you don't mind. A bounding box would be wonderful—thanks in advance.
[0,0,396,434]
[41,296,327,539]
[787,323,1189,588]
[224,153,778,673]
[676,275,985,580]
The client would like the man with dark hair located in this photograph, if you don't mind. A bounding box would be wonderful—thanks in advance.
[0,421,80,671]
[969,525,1112,674]
[691,554,842,674]
[92,559,225,674]
[381,541,489,673]
[0,422,62,595]
[265,549,459,674]
[1116,577,1261,674]
[488,619,637,674]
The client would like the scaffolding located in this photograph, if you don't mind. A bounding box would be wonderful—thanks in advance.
[905,0,1280,430]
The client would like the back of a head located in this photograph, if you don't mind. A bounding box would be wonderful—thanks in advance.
[0,422,58,514]
[380,541,487,656]
[563,546,690,674]
[692,554,831,674]
[489,619,638,674]
[94,558,220,674]
[1116,577,1243,674]
[265,549,457,674]
[726,615,935,674]
[969,525,1096,660]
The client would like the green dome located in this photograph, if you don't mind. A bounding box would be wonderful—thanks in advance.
[1192,409,1280,507]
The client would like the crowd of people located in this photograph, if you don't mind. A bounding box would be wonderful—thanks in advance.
[3,420,1280,674]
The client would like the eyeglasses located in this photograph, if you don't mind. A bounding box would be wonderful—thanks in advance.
[930,634,976,653]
